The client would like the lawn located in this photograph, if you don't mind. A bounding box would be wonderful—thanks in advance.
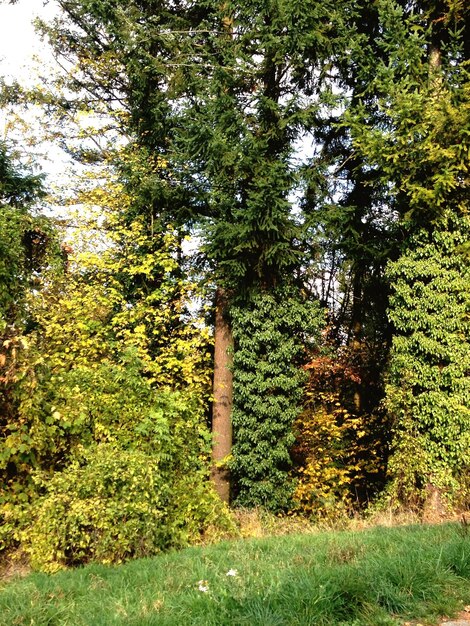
[1,522,470,625]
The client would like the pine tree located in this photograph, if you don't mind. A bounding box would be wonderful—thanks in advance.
[38,0,359,507]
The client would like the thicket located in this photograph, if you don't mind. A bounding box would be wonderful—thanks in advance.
[0,148,231,571]
[292,346,389,518]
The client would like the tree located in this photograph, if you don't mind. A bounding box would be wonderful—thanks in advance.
[35,0,361,507]
[0,141,56,463]
[344,0,470,507]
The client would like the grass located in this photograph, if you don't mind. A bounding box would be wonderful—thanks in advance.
[1,522,470,625]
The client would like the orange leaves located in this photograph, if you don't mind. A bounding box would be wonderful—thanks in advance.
[303,353,362,387]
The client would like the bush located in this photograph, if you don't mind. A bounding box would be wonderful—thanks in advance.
[21,445,231,573]
[292,352,387,518]
[1,356,234,571]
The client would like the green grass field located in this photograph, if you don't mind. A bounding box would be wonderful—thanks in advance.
[1,523,469,625]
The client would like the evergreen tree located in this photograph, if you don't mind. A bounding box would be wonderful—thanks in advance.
[37,0,358,507]
[0,142,47,325]
[345,0,470,506]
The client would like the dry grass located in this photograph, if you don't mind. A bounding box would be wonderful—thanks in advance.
[230,505,468,542]
[0,550,30,582]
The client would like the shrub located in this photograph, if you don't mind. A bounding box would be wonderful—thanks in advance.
[292,352,387,518]
[21,444,231,573]
[1,355,233,570]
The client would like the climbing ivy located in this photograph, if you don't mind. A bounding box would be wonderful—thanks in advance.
[230,286,323,510]
[385,212,470,506]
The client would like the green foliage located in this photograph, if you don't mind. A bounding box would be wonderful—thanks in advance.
[0,207,30,323]
[0,165,211,474]
[19,442,229,573]
[20,446,172,572]
[385,212,470,505]
[3,0,468,522]
[2,350,206,476]
[230,286,323,510]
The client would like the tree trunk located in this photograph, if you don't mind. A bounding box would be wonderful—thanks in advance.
[348,267,363,413]
[211,286,233,503]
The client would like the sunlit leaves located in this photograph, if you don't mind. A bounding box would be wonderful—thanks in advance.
[385,213,470,503]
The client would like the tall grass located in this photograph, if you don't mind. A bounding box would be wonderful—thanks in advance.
[1,523,469,625]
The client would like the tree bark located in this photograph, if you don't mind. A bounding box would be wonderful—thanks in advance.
[348,267,363,413]
[211,286,233,503]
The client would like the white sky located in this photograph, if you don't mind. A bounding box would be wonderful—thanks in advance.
[0,0,57,83]
[0,1,76,183]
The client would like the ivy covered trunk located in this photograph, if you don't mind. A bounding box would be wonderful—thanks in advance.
[230,287,322,510]
[385,214,470,507]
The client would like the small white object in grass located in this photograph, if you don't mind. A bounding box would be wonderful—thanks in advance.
[226,569,238,577]
[198,580,209,592]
